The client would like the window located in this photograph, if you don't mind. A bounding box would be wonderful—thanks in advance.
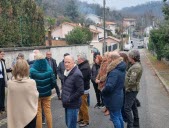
[112,44,118,50]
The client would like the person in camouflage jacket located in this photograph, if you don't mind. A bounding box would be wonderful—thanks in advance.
[124,50,143,128]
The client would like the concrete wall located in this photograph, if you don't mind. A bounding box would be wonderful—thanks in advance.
[2,45,93,69]
[90,42,103,56]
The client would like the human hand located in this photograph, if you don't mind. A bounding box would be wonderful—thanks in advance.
[95,79,100,83]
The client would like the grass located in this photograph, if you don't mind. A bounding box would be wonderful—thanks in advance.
[146,50,169,86]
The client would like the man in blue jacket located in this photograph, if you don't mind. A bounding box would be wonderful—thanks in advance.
[101,52,126,128]
[61,55,84,128]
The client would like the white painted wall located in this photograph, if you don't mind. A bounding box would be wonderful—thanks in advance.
[90,25,107,39]
[3,45,93,69]
[108,25,116,35]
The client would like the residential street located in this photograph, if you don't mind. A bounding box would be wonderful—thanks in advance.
[1,49,169,128]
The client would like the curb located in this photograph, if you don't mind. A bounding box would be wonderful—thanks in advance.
[144,50,169,95]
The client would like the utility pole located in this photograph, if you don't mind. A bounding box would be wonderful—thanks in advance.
[103,0,106,54]
[121,18,124,51]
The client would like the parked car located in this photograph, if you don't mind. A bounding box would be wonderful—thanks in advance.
[123,43,132,51]
[138,39,144,48]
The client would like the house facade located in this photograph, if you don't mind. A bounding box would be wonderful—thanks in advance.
[106,21,117,35]
[99,36,121,51]
[89,25,111,40]
[123,18,136,27]
[51,22,100,43]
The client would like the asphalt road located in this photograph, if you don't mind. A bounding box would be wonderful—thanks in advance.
[1,46,169,128]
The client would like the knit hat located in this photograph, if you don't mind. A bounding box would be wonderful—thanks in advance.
[128,50,140,62]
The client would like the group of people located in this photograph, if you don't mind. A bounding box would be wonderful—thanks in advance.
[90,50,143,128]
[0,49,142,128]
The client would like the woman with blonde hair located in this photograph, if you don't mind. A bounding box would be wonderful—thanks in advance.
[7,59,39,128]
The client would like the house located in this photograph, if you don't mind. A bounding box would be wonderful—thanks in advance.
[123,18,136,27]
[106,21,117,35]
[99,36,121,51]
[85,14,103,24]
[89,25,113,40]
[51,22,100,43]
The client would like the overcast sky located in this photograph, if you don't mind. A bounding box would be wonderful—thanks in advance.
[80,0,161,10]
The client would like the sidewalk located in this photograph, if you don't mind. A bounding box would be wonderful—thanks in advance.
[145,49,169,94]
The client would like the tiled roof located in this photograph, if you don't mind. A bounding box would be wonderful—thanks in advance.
[62,22,101,33]
[106,21,116,25]
[99,36,121,42]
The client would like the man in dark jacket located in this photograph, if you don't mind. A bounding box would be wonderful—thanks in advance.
[101,52,126,128]
[77,53,91,127]
[61,55,84,128]
[57,53,70,88]
[46,51,61,100]
[0,51,12,114]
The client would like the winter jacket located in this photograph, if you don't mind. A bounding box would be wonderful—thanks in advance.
[97,57,123,90]
[102,61,126,112]
[91,63,100,84]
[57,60,65,81]
[30,59,56,97]
[96,57,109,90]
[125,62,143,92]
[78,60,91,91]
[62,66,84,109]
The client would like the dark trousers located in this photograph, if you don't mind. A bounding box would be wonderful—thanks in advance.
[121,88,127,122]
[93,82,102,105]
[55,82,61,98]
[124,91,139,128]
[24,116,37,128]
[0,78,5,111]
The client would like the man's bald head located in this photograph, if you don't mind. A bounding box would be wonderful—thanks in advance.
[64,55,75,71]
